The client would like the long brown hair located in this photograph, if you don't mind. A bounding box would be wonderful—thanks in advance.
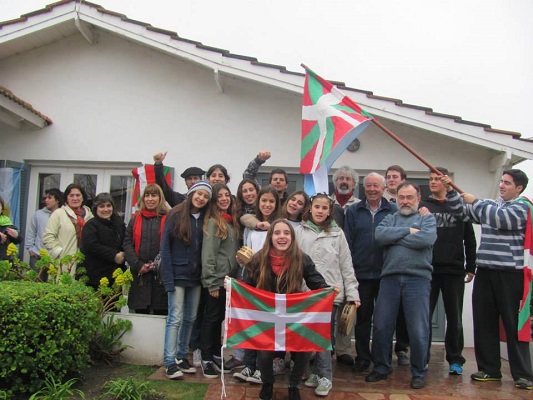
[281,190,310,222]
[204,183,239,239]
[255,186,281,223]
[252,219,304,294]
[171,189,209,245]
[236,179,260,217]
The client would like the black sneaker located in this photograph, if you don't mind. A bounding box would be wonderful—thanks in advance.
[176,358,196,374]
[212,355,223,372]
[202,361,218,379]
[165,363,184,380]
[470,371,501,381]
[515,378,533,390]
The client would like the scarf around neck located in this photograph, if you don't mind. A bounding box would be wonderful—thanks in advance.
[269,249,288,276]
[132,210,166,256]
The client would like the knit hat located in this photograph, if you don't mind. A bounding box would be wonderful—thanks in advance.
[181,167,205,179]
[187,180,212,197]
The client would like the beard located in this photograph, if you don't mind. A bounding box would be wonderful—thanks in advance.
[399,205,417,216]
[337,183,352,195]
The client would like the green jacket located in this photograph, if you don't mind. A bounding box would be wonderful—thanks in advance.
[201,219,239,291]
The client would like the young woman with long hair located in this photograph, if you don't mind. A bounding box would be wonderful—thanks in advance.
[296,193,360,396]
[281,191,310,229]
[236,179,260,221]
[123,183,169,314]
[245,219,329,400]
[160,181,212,380]
[231,186,281,381]
[200,183,240,378]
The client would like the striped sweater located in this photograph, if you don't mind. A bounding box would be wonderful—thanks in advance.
[446,190,527,270]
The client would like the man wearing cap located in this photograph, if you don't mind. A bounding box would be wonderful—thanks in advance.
[153,151,205,207]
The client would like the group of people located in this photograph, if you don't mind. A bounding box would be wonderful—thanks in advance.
[5,150,532,399]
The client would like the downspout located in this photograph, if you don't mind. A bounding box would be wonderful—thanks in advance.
[74,0,94,44]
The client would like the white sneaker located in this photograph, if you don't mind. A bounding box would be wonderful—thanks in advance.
[273,357,285,375]
[192,349,201,368]
[247,369,262,384]
[304,373,319,388]
[315,377,332,396]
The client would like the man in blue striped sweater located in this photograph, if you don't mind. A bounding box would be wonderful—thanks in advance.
[443,169,532,390]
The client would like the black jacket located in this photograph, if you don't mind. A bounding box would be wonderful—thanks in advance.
[124,212,168,311]
[81,215,126,287]
[419,196,477,275]
[245,252,328,293]
[160,209,204,292]
[154,162,186,207]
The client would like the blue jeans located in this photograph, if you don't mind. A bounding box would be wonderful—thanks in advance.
[163,285,201,367]
[371,275,431,377]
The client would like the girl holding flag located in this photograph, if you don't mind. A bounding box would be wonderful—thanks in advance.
[245,219,330,400]
[296,193,360,397]
[232,186,281,382]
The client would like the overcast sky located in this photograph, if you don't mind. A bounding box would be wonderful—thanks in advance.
[1,0,532,197]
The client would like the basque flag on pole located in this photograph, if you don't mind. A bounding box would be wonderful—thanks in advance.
[300,66,373,195]
[517,196,533,342]
[224,279,335,352]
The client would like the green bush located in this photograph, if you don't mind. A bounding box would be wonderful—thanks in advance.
[0,281,100,396]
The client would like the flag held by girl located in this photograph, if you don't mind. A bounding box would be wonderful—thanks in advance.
[224,278,335,352]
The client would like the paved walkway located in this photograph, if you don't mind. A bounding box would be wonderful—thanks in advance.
[149,347,531,399]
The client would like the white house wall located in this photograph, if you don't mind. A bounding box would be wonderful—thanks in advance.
[1,29,509,347]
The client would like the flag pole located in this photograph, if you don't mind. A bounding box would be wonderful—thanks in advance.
[300,64,463,193]
[371,118,463,193]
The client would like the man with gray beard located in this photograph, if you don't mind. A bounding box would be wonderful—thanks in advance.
[365,182,436,389]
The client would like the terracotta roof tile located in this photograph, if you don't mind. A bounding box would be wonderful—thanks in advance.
[0,85,53,126]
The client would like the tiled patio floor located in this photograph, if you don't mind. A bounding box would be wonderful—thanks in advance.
[149,347,531,399]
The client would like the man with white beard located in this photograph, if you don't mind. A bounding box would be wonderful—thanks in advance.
[365,182,436,389]
[331,166,360,210]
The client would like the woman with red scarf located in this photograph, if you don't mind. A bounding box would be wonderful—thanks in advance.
[199,183,240,379]
[43,183,93,278]
[124,183,169,314]
[245,219,329,400]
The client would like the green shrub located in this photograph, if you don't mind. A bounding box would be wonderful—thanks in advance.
[0,281,100,396]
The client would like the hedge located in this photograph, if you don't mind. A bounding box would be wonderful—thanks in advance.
[0,281,100,396]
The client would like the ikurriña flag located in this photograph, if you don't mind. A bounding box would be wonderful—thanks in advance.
[517,196,533,342]
[131,164,173,216]
[223,279,335,352]
[300,66,373,195]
